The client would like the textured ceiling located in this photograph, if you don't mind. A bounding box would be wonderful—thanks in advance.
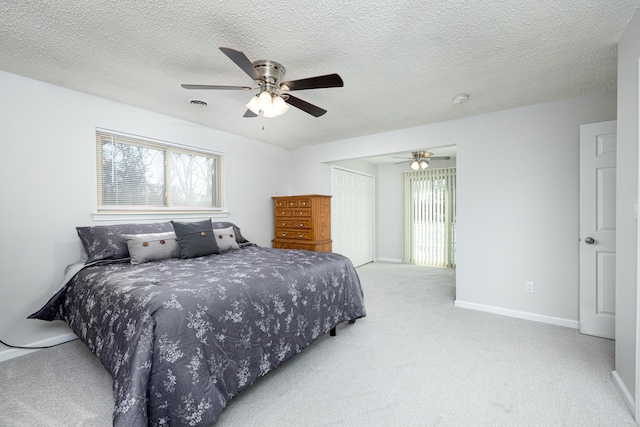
[1,1,638,150]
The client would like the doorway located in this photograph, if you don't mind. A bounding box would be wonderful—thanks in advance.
[402,167,457,268]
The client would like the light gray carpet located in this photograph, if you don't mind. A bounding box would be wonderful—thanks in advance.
[0,262,635,426]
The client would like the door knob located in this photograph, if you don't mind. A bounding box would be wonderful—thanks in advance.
[584,237,595,244]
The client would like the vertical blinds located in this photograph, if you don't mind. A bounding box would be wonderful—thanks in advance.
[402,167,456,268]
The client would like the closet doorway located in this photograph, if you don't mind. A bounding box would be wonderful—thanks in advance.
[332,167,375,267]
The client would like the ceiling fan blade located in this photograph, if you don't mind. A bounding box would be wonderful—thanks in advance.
[219,47,263,81]
[181,84,252,91]
[393,161,408,165]
[284,95,327,117]
[243,109,258,118]
[427,156,451,160]
[281,73,344,91]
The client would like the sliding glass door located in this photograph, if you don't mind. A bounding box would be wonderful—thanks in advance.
[402,167,456,268]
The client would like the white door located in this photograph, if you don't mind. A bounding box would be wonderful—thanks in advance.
[332,168,374,267]
[579,120,617,339]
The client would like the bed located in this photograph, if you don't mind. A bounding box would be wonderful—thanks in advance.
[30,220,366,426]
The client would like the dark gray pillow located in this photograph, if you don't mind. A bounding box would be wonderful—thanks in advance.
[211,221,249,244]
[76,222,174,263]
[171,219,220,259]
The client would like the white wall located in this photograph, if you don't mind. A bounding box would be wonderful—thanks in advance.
[290,91,616,327]
[454,97,616,324]
[0,71,290,358]
[377,163,403,262]
[615,8,640,417]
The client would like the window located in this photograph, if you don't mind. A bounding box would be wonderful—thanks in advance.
[96,129,222,212]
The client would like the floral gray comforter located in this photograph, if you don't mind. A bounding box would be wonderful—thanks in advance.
[30,246,366,426]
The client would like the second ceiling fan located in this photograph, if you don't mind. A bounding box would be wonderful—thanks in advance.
[394,151,451,170]
[182,47,343,118]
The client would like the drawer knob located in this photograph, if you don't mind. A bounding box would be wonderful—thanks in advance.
[300,223,304,227]
[298,233,304,238]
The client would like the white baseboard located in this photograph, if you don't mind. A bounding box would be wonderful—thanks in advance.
[375,257,402,263]
[454,300,580,329]
[611,370,636,419]
[0,332,78,363]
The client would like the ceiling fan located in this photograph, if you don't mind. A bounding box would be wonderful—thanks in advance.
[181,47,343,118]
[394,151,451,170]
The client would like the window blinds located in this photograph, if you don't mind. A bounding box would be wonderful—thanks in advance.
[402,167,456,268]
[96,130,221,210]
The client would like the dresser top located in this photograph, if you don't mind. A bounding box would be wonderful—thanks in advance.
[272,194,332,199]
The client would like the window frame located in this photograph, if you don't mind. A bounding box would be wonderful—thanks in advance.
[94,128,226,221]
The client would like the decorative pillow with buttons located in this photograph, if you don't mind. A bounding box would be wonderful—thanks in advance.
[171,219,221,259]
[213,226,240,252]
[122,232,180,264]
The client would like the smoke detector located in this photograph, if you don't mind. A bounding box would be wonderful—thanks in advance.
[452,94,469,104]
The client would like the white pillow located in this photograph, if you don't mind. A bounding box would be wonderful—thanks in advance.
[122,232,180,264]
[213,227,240,252]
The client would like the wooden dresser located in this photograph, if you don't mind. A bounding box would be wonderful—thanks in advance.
[272,195,332,252]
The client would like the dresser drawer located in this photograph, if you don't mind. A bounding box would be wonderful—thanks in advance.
[277,219,311,228]
[275,209,293,217]
[272,241,332,252]
[292,208,311,217]
[275,229,311,240]
[274,242,313,251]
[275,199,305,208]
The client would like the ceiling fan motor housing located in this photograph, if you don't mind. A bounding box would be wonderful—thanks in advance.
[412,151,431,160]
[253,60,286,93]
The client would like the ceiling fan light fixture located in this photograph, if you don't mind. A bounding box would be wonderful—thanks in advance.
[258,91,273,111]
[420,160,429,169]
[271,95,289,115]
[262,108,279,118]
[246,95,261,114]
[411,160,420,171]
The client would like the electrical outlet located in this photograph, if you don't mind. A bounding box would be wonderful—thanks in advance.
[525,281,535,294]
